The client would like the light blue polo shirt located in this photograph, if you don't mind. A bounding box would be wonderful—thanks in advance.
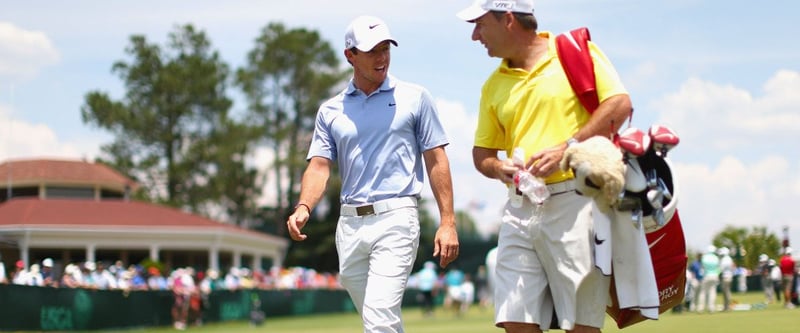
[308,74,449,205]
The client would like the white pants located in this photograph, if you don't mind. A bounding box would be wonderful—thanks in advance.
[336,206,420,333]
[697,276,719,312]
[494,191,608,330]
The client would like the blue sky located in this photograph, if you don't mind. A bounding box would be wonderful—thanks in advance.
[1,0,799,253]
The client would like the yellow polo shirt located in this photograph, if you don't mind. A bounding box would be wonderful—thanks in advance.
[474,31,628,184]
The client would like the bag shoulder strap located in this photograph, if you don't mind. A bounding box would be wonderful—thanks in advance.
[555,27,599,114]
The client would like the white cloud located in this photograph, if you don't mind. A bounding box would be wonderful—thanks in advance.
[0,104,97,161]
[0,22,60,81]
[651,70,800,250]
[655,70,800,155]
[674,155,800,252]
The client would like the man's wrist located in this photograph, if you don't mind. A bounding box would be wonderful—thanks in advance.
[566,137,579,148]
[294,203,311,213]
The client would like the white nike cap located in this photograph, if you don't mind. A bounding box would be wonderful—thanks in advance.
[457,0,535,22]
[344,15,398,52]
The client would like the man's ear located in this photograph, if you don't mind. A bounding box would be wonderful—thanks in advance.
[504,12,515,30]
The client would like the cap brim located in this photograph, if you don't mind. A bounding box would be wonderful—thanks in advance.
[354,39,398,52]
[457,5,488,22]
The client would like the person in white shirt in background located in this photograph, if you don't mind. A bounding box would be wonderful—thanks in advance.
[769,259,783,303]
[0,254,8,284]
[26,264,44,286]
[717,247,734,311]
[11,260,28,285]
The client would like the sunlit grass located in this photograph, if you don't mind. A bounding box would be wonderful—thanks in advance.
[92,291,797,333]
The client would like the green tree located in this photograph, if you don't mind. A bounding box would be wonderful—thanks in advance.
[237,22,349,218]
[81,24,262,224]
[236,22,350,270]
[713,225,781,270]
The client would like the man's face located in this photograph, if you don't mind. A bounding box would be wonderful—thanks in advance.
[470,12,506,58]
[346,41,392,93]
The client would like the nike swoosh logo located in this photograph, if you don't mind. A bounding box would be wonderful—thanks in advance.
[648,233,666,249]
[369,24,379,29]
[389,103,396,106]
[594,234,605,245]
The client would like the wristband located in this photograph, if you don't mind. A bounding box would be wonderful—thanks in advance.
[295,203,311,213]
[566,137,579,148]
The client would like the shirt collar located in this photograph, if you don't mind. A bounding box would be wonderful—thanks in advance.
[345,74,397,96]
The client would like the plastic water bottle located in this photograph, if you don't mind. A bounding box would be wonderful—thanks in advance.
[512,148,550,204]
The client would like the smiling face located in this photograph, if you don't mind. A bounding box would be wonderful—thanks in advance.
[345,40,392,95]
[470,12,509,59]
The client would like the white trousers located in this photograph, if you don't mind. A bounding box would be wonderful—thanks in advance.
[697,276,719,312]
[336,206,420,333]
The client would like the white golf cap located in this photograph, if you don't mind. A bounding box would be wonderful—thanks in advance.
[344,15,398,52]
[457,0,535,22]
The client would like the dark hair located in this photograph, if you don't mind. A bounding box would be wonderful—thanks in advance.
[490,11,538,31]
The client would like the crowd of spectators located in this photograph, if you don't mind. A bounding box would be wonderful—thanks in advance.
[0,256,343,292]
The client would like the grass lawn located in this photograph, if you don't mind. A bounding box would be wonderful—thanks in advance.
[97,291,796,333]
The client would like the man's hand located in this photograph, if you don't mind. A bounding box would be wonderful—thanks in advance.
[473,147,518,184]
[528,143,568,178]
[433,223,459,268]
[286,206,311,241]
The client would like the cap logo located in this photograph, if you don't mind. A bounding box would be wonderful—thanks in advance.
[492,0,516,10]
[368,24,380,29]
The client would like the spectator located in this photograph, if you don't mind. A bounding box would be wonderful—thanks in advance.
[147,267,169,290]
[61,264,82,288]
[27,264,45,286]
[443,266,465,314]
[456,273,476,316]
[91,261,118,290]
[109,260,126,281]
[224,267,241,290]
[171,268,197,330]
[81,261,98,289]
[11,260,27,285]
[0,254,8,284]
[200,269,224,294]
[717,247,734,311]
[414,261,438,317]
[697,245,720,313]
[770,259,782,302]
[41,258,56,287]
[734,265,748,293]
[126,266,149,290]
[688,253,704,311]
[780,247,796,309]
[757,254,774,303]
[474,265,491,310]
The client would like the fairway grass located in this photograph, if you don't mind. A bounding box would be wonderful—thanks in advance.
[95,291,796,333]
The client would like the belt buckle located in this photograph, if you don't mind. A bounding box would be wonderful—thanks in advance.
[356,205,375,216]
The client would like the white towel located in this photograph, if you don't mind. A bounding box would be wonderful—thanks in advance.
[591,202,612,275]
[609,209,660,319]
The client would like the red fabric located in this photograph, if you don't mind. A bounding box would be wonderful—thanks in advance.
[780,255,795,275]
[607,211,687,328]
[556,27,599,113]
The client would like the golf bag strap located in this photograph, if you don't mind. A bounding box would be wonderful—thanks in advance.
[556,27,634,128]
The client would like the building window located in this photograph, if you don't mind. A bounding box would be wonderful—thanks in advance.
[47,186,94,199]
[0,186,39,203]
